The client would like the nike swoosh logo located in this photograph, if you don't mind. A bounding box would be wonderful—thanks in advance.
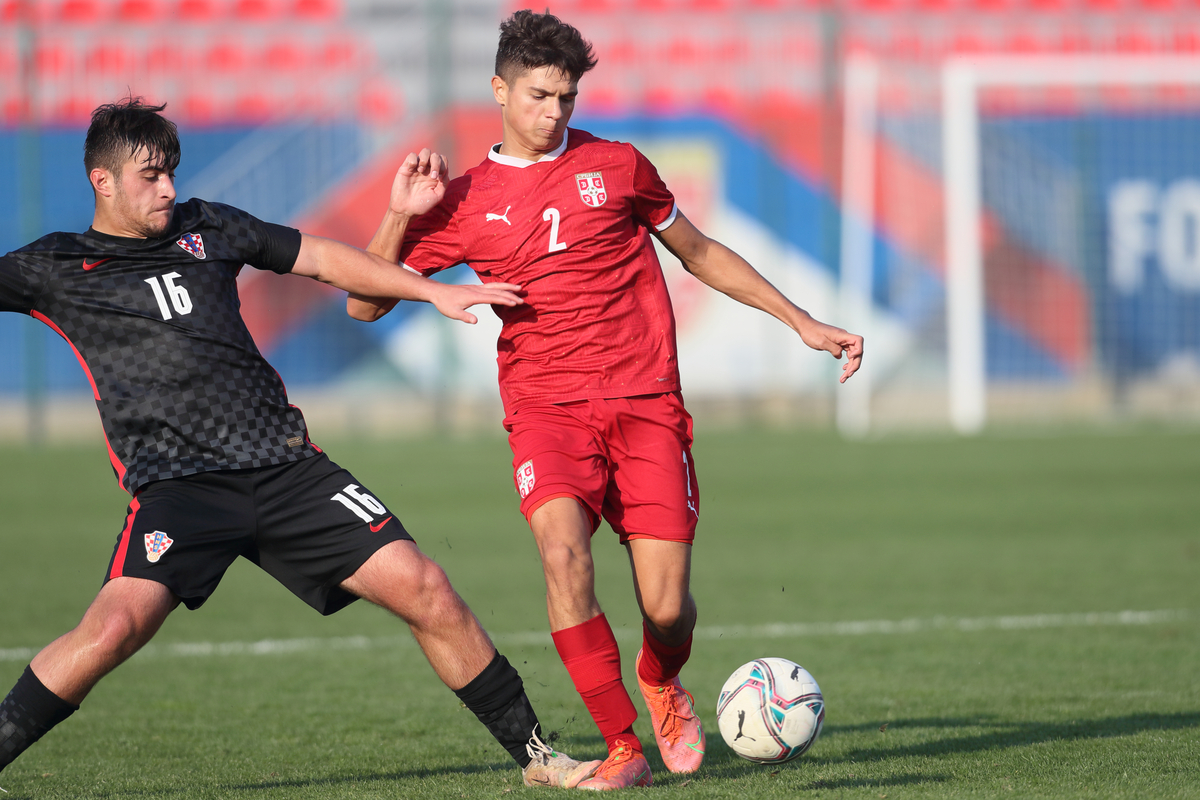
[369,516,393,532]
[82,258,111,271]
[685,733,705,753]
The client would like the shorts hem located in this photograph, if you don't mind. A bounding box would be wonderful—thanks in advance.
[617,530,696,545]
[524,491,600,532]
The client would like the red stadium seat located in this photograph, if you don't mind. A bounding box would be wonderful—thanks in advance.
[34,40,74,78]
[1026,0,1068,11]
[663,36,702,66]
[1138,0,1176,9]
[318,35,360,70]
[1081,0,1121,11]
[205,39,248,72]
[358,80,403,123]
[87,41,135,74]
[233,92,274,121]
[58,0,103,23]
[145,42,187,72]
[1004,28,1045,54]
[1114,28,1157,52]
[233,0,276,21]
[264,39,305,71]
[181,91,217,124]
[117,0,163,21]
[177,0,222,21]
[55,93,101,124]
[291,0,339,20]
[1173,27,1200,53]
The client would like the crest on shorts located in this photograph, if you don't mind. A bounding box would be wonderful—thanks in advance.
[145,530,174,563]
[575,172,607,208]
[176,232,206,259]
[516,459,536,499]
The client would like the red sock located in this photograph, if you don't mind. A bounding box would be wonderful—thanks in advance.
[552,613,642,754]
[637,620,693,686]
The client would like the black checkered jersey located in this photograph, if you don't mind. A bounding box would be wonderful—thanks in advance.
[0,199,320,494]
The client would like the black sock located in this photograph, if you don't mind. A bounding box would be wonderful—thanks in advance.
[0,666,80,774]
[453,652,540,769]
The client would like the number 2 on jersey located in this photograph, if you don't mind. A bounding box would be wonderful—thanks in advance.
[543,207,568,253]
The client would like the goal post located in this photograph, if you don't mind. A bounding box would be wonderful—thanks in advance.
[941,54,1200,434]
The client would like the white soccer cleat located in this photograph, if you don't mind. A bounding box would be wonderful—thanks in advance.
[522,725,603,789]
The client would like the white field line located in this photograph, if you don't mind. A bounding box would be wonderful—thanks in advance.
[0,609,1190,664]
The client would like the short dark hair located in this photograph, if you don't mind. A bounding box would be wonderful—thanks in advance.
[84,97,180,178]
[495,9,597,84]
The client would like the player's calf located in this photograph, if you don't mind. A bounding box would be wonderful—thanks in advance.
[0,666,79,777]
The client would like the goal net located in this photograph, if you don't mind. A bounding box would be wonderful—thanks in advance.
[841,52,1200,435]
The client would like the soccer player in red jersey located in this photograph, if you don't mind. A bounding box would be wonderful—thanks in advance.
[349,10,864,790]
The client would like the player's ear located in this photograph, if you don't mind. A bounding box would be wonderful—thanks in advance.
[491,74,507,106]
[90,167,115,198]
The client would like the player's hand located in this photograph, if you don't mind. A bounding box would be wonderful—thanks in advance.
[389,148,449,217]
[429,281,525,324]
[798,319,864,383]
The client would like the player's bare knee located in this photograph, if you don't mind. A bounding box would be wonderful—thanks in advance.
[539,538,595,586]
[84,608,153,662]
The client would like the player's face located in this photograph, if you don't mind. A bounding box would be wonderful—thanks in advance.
[493,66,577,160]
[110,149,177,238]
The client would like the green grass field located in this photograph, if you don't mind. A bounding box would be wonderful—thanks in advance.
[1,426,1197,799]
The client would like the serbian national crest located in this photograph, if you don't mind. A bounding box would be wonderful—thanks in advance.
[176,232,206,259]
[516,460,536,499]
[145,530,174,563]
[575,171,607,207]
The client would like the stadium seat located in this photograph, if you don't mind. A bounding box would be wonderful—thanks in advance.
[664,36,702,66]
[233,92,274,121]
[87,41,135,74]
[2,0,52,23]
[318,35,361,71]
[117,0,163,21]
[34,40,73,78]
[55,93,100,123]
[1173,27,1200,53]
[177,0,222,21]
[145,41,186,72]
[233,0,276,21]
[358,80,403,123]
[290,0,338,20]
[264,39,305,72]
[57,0,103,23]
[205,39,248,72]
[181,90,217,124]
[606,37,639,65]
[713,35,750,63]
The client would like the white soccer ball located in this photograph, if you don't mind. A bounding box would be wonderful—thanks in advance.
[716,658,825,764]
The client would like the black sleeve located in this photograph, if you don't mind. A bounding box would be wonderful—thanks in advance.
[201,200,303,275]
[0,252,41,314]
[251,221,303,275]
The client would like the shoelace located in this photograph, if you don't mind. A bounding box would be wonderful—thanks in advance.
[597,742,635,775]
[651,685,696,743]
[524,723,557,765]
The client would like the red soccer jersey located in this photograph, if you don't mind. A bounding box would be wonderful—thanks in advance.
[398,128,681,414]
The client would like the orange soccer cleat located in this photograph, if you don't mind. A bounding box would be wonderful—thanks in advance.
[577,740,653,790]
[635,649,705,773]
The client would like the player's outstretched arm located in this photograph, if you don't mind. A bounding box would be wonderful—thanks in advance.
[347,148,448,322]
[658,211,864,383]
[292,234,522,325]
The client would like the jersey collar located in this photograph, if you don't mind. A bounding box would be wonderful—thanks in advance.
[487,129,570,168]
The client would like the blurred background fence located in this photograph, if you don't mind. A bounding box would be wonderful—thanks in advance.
[5,0,1200,440]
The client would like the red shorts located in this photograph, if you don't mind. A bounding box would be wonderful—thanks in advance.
[504,392,699,544]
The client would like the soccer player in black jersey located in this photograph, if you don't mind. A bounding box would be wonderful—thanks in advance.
[0,98,601,791]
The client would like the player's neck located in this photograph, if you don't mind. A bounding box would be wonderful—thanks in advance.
[497,126,569,163]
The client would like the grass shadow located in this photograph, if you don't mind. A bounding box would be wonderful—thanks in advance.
[822,710,1200,762]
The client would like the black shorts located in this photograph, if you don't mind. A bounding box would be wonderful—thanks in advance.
[104,453,412,615]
